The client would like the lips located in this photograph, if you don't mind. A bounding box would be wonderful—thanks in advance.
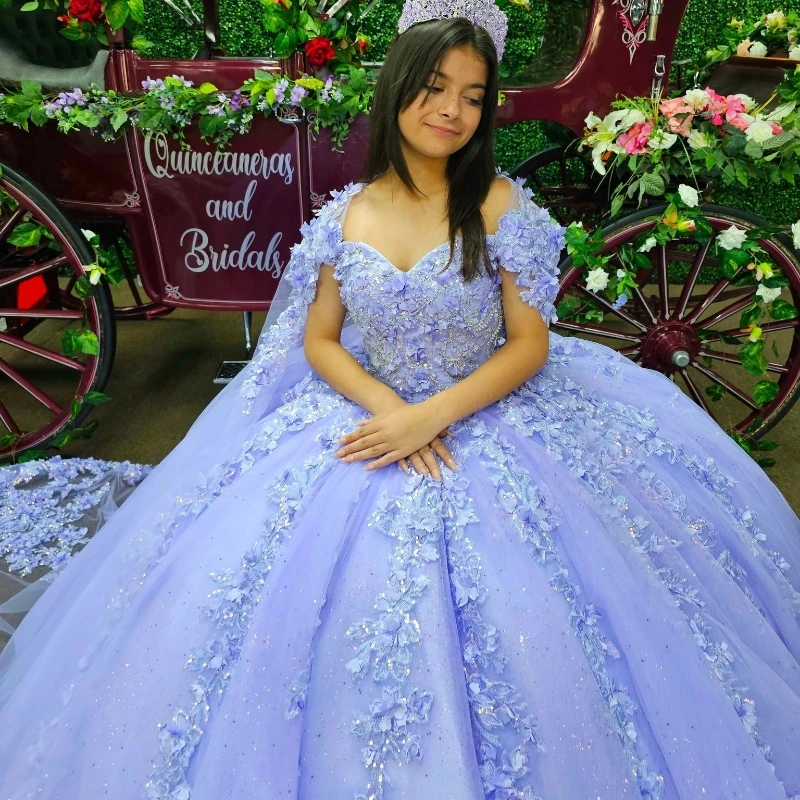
[428,124,458,135]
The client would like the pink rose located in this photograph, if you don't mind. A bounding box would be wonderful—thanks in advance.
[736,38,752,57]
[618,122,652,154]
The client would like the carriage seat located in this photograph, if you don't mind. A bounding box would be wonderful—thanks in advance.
[0,5,107,89]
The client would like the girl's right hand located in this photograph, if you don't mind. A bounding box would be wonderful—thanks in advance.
[398,429,456,481]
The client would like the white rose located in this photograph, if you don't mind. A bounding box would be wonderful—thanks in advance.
[748,41,769,57]
[88,269,102,286]
[756,284,782,304]
[687,130,714,150]
[0,317,6,333]
[765,10,786,30]
[638,236,658,253]
[745,118,775,142]
[790,44,800,61]
[678,184,700,207]
[717,224,748,250]
[791,220,800,250]
[684,89,710,110]
[81,228,97,241]
[648,130,677,150]
[585,267,610,293]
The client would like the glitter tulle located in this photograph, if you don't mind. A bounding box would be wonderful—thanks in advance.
[0,177,798,800]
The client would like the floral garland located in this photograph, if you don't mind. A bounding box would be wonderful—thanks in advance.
[706,9,800,64]
[0,68,374,149]
[579,72,800,214]
[563,186,799,453]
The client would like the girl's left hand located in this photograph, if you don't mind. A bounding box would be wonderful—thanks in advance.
[335,404,447,471]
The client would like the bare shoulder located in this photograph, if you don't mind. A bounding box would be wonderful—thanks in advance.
[339,181,378,240]
[483,176,514,235]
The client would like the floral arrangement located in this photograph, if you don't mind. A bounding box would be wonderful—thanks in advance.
[10,0,147,46]
[261,0,371,65]
[580,68,800,216]
[563,186,799,446]
[706,9,800,64]
[0,68,374,149]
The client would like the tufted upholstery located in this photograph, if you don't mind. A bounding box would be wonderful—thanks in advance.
[0,4,107,88]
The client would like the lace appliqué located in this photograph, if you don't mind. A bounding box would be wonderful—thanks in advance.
[146,413,352,800]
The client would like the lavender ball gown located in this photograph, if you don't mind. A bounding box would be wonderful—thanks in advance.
[0,174,799,800]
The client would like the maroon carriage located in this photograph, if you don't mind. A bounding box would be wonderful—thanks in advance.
[0,0,798,460]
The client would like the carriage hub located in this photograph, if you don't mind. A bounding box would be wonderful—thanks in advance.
[640,321,699,375]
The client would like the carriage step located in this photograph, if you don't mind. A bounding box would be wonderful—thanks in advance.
[213,360,250,385]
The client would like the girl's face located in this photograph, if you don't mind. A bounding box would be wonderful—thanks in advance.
[398,44,489,161]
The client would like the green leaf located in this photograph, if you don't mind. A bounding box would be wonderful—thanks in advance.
[719,331,742,345]
[556,297,579,320]
[127,0,145,23]
[71,399,82,420]
[7,221,44,247]
[51,429,73,448]
[761,274,789,288]
[19,1,39,10]
[62,328,79,357]
[136,107,164,129]
[84,391,110,405]
[757,457,776,469]
[639,172,665,196]
[104,0,129,30]
[74,275,94,299]
[769,298,798,320]
[743,139,763,159]
[753,379,779,407]
[110,110,128,132]
[738,303,761,328]
[198,82,219,94]
[18,449,50,463]
[739,339,768,376]
[610,193,625,217]
[755,439,779,451]
[705,384,725,401]
[76,330,99,356]
[0,433,18,447]
[60,26,88,41]
[20,80,42,99]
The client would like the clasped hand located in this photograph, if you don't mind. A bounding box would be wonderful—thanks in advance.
[334,402,456,480]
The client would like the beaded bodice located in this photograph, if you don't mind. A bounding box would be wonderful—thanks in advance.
[334,234,504,402]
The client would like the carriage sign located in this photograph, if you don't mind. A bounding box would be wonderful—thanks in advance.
[131,117,305,309]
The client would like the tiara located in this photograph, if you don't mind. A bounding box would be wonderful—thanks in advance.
[397,0,508,61]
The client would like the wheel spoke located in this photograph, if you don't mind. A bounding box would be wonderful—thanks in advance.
[0,307,83,320]
[0,357,64,414]
[0,207,26,242]
[0,254,69,291]
[695,288,756,328]
[685,272,739,324]
[629,283,657,325]
[576,286,649,332]
[0,399,21,435]
[0,332,86,372]
[703,319,800,341]
[618,345,640,356]
[555,320,641,342]
[690,362,760,411]
[699,348,789,375]
[657,245,669,319]
[679,368,713,415]
[673,239,712,320]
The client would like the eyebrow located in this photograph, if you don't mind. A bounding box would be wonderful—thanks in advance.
[430,69,486,91]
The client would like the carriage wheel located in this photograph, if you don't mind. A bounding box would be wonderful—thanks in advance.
[0,162,115,460]
[556,204,800,438]
[61,223,173,321]
[511,145,606,229]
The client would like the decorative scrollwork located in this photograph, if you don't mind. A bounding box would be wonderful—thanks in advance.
[614,0,649,63]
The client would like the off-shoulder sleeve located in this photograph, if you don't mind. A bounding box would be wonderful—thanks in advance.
[490,175,565,326]
[239,184,357,408]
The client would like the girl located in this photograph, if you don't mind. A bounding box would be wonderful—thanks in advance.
[1,6,799,799]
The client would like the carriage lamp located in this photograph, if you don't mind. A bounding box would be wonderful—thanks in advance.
[646,0,664,41]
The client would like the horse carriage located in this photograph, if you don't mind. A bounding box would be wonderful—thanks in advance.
[0,0,798,461]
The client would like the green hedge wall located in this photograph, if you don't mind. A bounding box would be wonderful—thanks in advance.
[140,0,800,223]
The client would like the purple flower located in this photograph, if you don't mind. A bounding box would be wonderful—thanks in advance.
[612,292,629,310]
[228,90,250,111]
[273,78,289,105]
[289,85,307,107]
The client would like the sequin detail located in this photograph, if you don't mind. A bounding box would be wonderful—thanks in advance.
[146,414,352,800]
[0,456,149,578]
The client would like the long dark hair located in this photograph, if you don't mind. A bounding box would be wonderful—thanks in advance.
[364,18,500,281]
